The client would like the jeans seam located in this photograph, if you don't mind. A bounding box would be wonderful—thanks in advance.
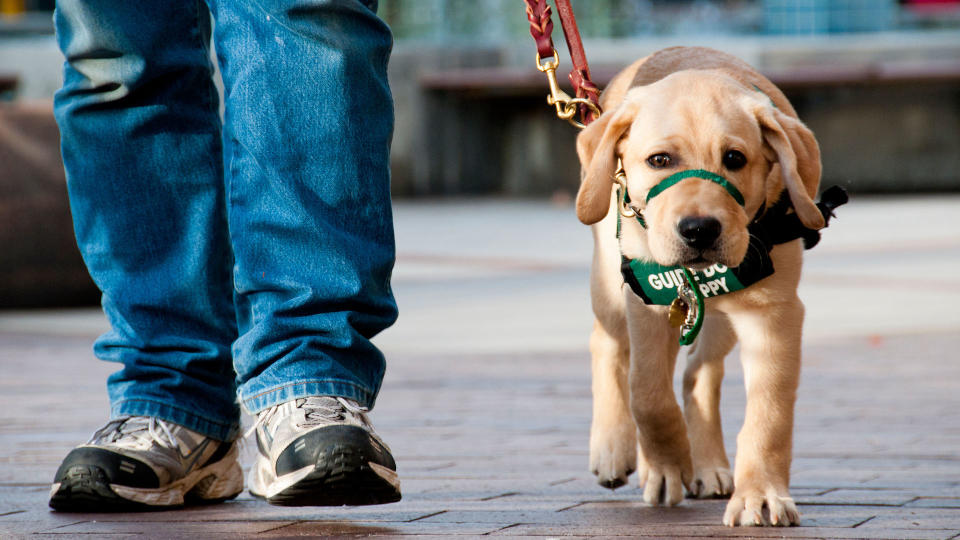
[112,398,239,430]
[193,0,234,337]
[191,0,224,184]
[241,378,372,404]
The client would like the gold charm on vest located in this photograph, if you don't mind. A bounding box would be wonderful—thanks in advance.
[668,297,688,328]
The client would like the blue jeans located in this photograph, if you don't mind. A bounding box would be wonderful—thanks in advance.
[53,0,397,441]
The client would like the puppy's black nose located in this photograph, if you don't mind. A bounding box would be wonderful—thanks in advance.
[677,216,722,250]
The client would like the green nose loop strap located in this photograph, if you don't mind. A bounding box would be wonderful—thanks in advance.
[646,169,746,207]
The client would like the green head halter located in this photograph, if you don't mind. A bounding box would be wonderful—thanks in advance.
[646,169,745,207]
[616,167,746,229]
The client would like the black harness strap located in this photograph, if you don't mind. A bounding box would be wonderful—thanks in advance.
[620,186,848,306]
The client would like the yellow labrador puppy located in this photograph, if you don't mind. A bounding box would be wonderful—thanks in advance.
[577,47,827,527]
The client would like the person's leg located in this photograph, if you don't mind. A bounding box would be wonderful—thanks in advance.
[49,0,243,511]
[207,0,400,505]
[209,0,397,414]
[53,0,239,440]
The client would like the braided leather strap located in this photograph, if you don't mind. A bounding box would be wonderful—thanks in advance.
[570,70,601,124]
[524,0,555,60]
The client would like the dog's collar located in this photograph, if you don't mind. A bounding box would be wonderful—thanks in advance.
[620,234,775,345]
[616,185,848,345]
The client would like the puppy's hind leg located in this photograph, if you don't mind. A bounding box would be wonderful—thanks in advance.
[589,319,636,489]
[683,313,736,499]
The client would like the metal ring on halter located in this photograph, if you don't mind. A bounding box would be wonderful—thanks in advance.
[614,167,638,219]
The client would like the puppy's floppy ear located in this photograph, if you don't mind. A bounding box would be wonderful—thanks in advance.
[575,97,640,225]
[756,105,825,230]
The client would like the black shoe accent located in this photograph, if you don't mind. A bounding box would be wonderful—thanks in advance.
[53,447,159,489]
[49,447,161,512]
[48,464,163,512]
[48,445,241,512]
[269,424,401,507]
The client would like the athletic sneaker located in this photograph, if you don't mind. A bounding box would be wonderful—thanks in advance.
[49,417,243,511]
[248,396,401,506]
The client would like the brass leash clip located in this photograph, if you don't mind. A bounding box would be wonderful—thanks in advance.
[675,268,705,345]
[535,50,601,130]
[670,277,700,332]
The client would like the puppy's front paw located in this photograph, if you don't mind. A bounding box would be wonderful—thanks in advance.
[589,424,636,489]
[722,488,799,527]
[688,465,733,499]
[637,459,691,506]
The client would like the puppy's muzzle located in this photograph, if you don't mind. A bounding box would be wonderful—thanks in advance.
[678,216,722,250]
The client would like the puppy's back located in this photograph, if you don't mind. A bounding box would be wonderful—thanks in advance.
[628,47,798,119]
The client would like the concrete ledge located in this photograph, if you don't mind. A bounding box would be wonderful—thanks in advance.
[396,33,960,196]
[0,102,99,308]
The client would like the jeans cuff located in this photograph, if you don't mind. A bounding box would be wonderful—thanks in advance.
[112,399,240,442]
[239,380,376,415]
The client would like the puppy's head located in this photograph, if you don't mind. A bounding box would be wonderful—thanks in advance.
[576,70,823,268]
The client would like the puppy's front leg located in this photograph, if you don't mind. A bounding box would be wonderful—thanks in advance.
[723,298,803,527]
[683,313,736,499]
[589,319,637,489]
[626,293,692,506]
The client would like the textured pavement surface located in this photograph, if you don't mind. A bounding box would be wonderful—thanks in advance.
[2,195,959,538]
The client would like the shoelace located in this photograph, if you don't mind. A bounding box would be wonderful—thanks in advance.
[245,396,368,439]
[91,417,183,454]
[301,396,368,426]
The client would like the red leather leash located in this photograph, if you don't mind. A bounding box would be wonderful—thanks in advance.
[524,0,601,127]
[553,0,601,122]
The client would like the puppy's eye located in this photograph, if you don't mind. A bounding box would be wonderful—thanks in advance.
[722,150,747,171]
[646,153,673,169]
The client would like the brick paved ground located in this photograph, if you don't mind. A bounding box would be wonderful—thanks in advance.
[2,195,959,538]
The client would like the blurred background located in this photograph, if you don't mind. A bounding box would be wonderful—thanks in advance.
[1,0,959,307]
